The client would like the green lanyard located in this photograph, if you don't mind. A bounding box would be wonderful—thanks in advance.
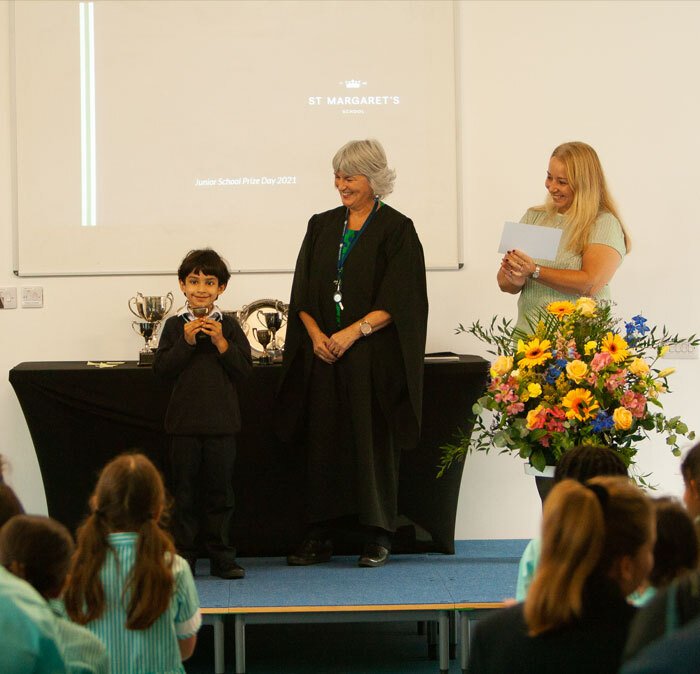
[333,199,379,326]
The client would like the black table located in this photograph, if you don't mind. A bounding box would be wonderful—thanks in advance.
[9,356,487,555]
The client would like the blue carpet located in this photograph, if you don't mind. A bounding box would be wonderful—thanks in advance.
[195,539,528,609]
[185,540,528,673]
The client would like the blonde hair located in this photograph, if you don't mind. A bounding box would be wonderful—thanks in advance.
[537,141,631,255]
[524,476,651,636]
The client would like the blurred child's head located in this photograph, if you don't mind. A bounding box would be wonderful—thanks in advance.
[90,453,168,532]
[649,497,698,588]
[0,456,25,530]
[682,442,700,519]
[526,476,653,636]
[554,445,629,484]
[0,515,74,598]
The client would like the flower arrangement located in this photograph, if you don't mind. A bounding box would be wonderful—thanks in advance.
[439,298,698,481]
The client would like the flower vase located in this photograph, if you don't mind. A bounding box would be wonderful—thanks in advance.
[524,464,556,505]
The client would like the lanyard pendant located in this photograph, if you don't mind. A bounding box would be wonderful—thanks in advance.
[333,279,342,304]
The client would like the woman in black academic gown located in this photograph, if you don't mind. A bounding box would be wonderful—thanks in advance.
[277,139,428,568]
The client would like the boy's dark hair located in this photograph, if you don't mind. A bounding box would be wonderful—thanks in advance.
[177,248,230,286]
[650,497,698,587]
[554,445,628,483]
[0,515,74,597]
[681,442,700,484]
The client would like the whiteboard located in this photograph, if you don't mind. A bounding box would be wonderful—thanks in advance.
[11,0,460,276]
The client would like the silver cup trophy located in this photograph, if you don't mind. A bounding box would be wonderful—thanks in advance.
[252,327,272,364]
[256,309,286,361]
[128,292,174,366]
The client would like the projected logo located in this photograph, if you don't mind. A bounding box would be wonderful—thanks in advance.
[308,79,400,114]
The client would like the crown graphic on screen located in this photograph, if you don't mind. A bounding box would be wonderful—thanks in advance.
[344,79,365,89]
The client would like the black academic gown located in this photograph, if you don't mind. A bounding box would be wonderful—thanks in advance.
[277,204,428,531]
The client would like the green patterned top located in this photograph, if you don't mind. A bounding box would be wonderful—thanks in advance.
[515,208,626,333]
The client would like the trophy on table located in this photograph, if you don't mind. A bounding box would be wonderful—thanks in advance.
[252,328,272,364]
[128,292,174,366]
[256,309,287,361]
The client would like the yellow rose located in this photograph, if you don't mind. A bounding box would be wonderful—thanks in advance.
[566,360,588,383]
[657,368,676,379]
[629,358,650,376]
[490,355,514,378]
[527,383,542,398]
[576,297,597,316]
[613,407,633,431]
[510,369,521,380]
[584,341,598,356]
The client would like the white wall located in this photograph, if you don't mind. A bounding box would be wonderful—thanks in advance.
[2,0,699,541]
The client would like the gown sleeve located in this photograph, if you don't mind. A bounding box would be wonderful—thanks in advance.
[372,215,428,448]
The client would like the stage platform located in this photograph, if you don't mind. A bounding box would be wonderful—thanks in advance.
[195,539,528,673]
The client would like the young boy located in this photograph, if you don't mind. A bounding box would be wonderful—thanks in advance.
[154,249,252,579]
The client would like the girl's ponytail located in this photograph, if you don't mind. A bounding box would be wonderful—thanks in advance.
[524,480,604,635]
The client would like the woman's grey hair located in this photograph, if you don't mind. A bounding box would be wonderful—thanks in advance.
[332,139,396,198]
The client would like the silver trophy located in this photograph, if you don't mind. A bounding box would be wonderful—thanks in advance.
[252,328,272,364]
[128,292,174,365]
[257,309,287,361]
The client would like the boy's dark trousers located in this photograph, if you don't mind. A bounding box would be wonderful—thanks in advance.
[168,434,237,563]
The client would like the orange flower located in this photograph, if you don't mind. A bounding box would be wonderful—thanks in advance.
[600,332,629,363]
[561,388,599,421]
[547,301,576,318]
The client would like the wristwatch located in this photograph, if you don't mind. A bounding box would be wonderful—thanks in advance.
[359,320,373,337]
[532,265,541,279]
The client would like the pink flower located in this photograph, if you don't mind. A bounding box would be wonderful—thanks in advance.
[591,351,613,372]
[604,370,627,392]
[506,402,525,415]
[494,381,519,404]
[620,390,647,418]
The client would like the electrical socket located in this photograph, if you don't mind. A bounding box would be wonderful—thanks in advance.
[662,341,699,360]
[0,287,18,309]
[21,286,43,308]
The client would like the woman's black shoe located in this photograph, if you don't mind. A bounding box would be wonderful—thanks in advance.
[358,544,390,567]
[286,539,333,566]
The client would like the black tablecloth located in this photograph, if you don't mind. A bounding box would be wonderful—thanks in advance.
[9,356,487,555]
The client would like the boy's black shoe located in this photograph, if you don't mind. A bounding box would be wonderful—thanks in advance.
[211,558,246,579]
[286,539,333,566]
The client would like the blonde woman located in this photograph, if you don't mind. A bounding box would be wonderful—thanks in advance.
[498,142,631,333]
[467,476,654,674]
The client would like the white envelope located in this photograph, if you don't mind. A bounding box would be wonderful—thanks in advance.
[498,221,562,261]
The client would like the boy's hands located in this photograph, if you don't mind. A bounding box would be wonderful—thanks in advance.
[183,318,229,353]
[200,318,229,353]
[183,319,202,346]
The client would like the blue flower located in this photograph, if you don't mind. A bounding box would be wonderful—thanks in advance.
[545,358,568,384]
[632,315,650,335]
[591,410,614,433]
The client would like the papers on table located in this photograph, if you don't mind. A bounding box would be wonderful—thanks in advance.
[498,221,562,261]
[86,361,125,368]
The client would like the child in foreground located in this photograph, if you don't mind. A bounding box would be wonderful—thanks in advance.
[0,514,109,674]
[63,453,201,674]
